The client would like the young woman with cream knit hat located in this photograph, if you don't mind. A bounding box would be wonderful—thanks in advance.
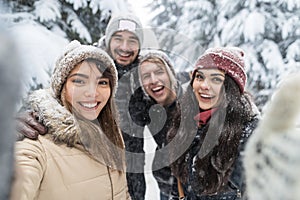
[10,40,130,200]
[15,13,147,200]
[167,47,260,199]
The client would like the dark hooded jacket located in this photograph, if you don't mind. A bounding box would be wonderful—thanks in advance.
[129,87,181,197]
[114,60,146,172]
[128,49,185,198]
[181,116,258,200]
[167,81,260,200]
[96,36,146,200]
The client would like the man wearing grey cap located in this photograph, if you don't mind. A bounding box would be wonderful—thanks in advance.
[16,13,147,200]
[99,13,146,200]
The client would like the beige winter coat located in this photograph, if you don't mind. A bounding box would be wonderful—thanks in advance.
[10,89,130,200]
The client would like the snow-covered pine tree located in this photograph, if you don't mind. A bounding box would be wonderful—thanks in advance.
[148,0,210,74]
[0,0,130,93]
[1,0,129,44]
[148,0,300,109]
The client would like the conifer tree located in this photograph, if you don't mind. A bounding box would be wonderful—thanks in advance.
[149,0,300,108]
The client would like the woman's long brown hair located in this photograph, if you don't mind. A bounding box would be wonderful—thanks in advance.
[62,59,125,172]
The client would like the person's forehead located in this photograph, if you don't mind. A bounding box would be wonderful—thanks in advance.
[140,61,166,73]
[112,30,138,40]
[197,68,224,74]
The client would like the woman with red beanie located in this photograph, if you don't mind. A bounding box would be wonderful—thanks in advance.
[167,47,260,199]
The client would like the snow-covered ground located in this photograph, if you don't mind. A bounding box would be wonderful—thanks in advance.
[144,126,160,200]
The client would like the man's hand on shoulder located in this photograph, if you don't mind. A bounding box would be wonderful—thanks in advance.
[15,111,47,141]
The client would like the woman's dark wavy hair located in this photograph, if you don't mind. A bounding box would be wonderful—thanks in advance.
[167,73,253,194]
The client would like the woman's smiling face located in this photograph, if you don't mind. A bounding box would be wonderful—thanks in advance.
[65,61,111,120]
[192,68,225,110]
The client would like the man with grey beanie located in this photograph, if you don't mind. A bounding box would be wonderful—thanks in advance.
[99,13,146,200]
[15,13,147,200]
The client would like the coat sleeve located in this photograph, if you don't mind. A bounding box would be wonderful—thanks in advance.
[128,86,152,127]
[10,138,47,200]
[125,185,132,200]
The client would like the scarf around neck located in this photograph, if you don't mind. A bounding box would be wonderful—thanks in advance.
[194,108,218,126]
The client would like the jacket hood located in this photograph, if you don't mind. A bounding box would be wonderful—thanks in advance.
[28,88,81,146]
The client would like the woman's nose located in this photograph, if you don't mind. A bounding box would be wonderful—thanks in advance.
[84,83,99,97]
[200,79,210,90]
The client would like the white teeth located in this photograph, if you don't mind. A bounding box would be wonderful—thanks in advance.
[201,94,212,98]
[81,102,97,108]
[152,86,163,92]
[119,53,130,57]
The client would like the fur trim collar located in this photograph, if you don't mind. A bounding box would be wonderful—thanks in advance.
[28,88,81,146]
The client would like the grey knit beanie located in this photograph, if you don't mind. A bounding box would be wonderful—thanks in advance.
[138,49,178,96]
[51,40,117,99]
[105,14,144,48]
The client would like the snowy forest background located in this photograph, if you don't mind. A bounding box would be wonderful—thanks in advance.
[0,0,299,199]
[1,0,300,110]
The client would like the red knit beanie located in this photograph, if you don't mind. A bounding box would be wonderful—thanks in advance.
[193,47,247,93]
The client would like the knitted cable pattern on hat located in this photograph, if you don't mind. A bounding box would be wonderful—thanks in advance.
[51,40,117,100]
[194,47,247,92]
[105,14,144,48]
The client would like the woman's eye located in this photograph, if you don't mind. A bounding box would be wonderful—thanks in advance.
[212,77,224,84]
[98,79,109,86]
[195,74,204,80]
[72,79,84,84]
[99,81,108,85]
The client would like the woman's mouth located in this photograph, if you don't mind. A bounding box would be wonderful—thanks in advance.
[200,93,214,99]
[79,102,100,110]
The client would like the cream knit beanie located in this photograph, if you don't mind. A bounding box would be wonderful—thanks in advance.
[51,40,117,99]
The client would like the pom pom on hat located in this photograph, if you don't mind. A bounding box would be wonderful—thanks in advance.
[193,47,247,93]
[105,14,144,48]
[51,40,117,99]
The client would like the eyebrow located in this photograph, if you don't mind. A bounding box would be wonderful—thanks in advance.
[140,65,164,75]
[129,35,139,40]
[196,71,225,77]
[68,73,104,79]
[112,33,139,41]
[210,73,225,77]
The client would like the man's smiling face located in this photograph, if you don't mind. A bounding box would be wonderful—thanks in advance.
[109,31,140,66]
